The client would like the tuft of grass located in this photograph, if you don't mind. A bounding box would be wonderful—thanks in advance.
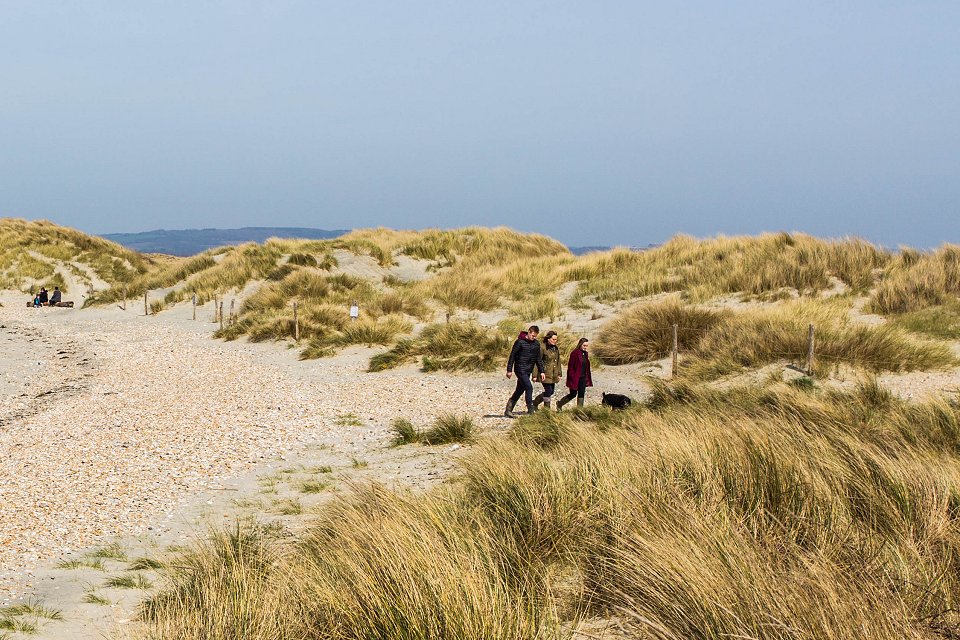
[0,618,36,634]
[82,592,111,606]
[324,315,414,349]
[390,418,422,445]
[308,465,333,474]
[287,253,318,267]
[105,574,154,590]
[787,375,817,391]
[271,498,304,515]
[128,557,165,571]
[422,414,476,445]
[350,458,369,469]
[88,542,127,561]
[334,413,363,427]
[56,558,106,571]
[0,601,63,621]
[299,481,329,494]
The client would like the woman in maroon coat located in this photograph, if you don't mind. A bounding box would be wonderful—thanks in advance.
[557,337,592,409]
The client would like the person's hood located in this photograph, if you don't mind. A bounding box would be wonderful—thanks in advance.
[517,331,528,340]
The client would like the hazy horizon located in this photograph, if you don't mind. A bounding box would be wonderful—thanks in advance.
[2,2,958,249]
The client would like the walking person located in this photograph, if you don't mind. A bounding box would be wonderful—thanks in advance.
[504,325,545,418]
[557,337,592,410]
[532,331,562,411]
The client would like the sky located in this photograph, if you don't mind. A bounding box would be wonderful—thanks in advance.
[1,1,958,249]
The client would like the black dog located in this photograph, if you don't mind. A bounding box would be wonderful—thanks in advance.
[601,392,632,410]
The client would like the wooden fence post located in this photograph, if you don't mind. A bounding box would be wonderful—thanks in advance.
[192,294,197,320]
[219,302,224,331]
[213,295,219,323]
[293,301,300,342]
[671,324,679,379]
[806,323,815,376]
[230,299,235,325]
[144,291,148,316]
[122,284,127,311]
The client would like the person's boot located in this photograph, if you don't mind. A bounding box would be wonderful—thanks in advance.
[543,398,552,411]
[577,397,585,407]
[525,402,535,415]
[504,399,517,418]
[556,395,571,411]
[531,393,544,410]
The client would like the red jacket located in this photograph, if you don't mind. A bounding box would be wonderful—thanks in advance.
[565,348,592,390]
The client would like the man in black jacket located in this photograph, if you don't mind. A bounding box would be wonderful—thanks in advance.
[505,325,545,418]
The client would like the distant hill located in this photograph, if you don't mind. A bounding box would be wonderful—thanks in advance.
[568,244,657,255]
[567,245,611,255]
[101,227,349,256]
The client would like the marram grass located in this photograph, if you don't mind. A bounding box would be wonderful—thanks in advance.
[135,382,960,639]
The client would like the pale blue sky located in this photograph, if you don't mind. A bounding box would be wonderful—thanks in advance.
[1,2,957,248]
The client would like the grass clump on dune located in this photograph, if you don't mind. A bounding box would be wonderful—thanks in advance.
[369,320,513,372]
[892,299,960,340]
[593,297,729,364]
[166,243,283,304]
[137,382,960,639]
[684,299,956,380]
[567,232,889,304]
[217,267,420,356]
[422,414,476,445]
[298,315,414,360]
[871,244,960,314]
[593,298,956,379]
[509,294,562,323]
[390,418,422,445]
[0,218,149,293]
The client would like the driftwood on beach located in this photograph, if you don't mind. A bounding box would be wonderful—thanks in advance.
[25,301,74,308]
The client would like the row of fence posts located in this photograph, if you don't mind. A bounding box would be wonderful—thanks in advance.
[209,295,237,328]
[136,292,237,328]
[666,322,815,379]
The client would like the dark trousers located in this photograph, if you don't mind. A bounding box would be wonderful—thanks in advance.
[509,373,535,408]
[541,382,556,398]
[559,379,587,405]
